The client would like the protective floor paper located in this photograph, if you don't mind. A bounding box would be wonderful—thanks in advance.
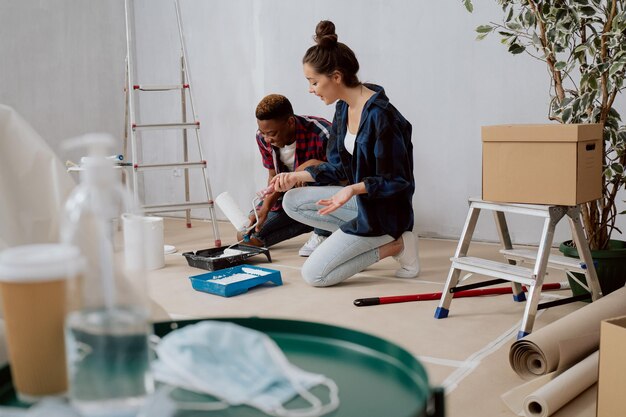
[509,286,626,378]
[501,373,556,416]
[522,351,598,417]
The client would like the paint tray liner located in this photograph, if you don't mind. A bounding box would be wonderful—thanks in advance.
[189,264,282,297]
[183,244,271,271]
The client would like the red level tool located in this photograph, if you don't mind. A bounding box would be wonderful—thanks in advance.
[353,282,569,307]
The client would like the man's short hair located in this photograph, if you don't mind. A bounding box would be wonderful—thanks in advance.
[255,94,294,121]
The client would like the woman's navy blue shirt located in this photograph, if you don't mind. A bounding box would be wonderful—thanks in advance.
[306,84,414,239]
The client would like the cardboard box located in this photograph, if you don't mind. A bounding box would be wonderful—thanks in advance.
[597,315,626,417]
[482,124,603,205]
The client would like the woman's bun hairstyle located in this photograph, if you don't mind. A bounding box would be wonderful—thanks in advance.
[314,20,338,48]
[303,20,361,88]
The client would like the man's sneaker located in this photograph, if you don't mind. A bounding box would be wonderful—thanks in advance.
[393,231,420,278]
[299,233,327,257]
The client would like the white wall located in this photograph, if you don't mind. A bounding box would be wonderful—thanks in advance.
[3,0,625,245]
[0,1,126,164]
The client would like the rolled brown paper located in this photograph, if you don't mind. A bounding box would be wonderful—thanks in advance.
[509,285,626,378]
[522,351,598,417]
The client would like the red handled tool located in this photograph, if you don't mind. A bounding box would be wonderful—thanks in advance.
[353,282,569,306]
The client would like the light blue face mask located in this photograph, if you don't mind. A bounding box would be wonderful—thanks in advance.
[151,321,339,417]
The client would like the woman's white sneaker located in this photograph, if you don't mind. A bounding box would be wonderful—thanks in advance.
[299,233,327,257]
[393,231,420,278]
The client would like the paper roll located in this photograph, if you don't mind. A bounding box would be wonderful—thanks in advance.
[122,214,165,271]
[510,285,626,378]
[523,351,598,417]
[215,192,249,232]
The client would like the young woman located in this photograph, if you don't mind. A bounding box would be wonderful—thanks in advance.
[270,20,419,287]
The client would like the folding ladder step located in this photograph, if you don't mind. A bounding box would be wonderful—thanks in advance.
[450,256,536,286]
[133,84,189,91]
[132,122,200,131]
[144,201,214,213]
[134,161,206,171]
[500,248,588,273]
[469,197,551,218]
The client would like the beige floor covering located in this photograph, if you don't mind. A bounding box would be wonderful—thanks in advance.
[151,218,596,417]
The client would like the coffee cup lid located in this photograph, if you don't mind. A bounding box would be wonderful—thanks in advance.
[0,244,83,282]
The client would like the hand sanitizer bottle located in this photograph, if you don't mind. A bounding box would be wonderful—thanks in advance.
[60,134,154,416]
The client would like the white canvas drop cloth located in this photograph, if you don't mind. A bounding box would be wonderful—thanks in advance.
[0,104,75,250]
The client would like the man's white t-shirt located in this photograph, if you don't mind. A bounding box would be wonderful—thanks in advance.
[279,141,297,171]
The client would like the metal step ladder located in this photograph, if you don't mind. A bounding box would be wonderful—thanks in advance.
[123,0,221,247]
[435,198,603,339]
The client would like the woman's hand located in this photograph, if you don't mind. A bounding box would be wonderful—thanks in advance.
[270,171,311,192]
[317,185,355,215]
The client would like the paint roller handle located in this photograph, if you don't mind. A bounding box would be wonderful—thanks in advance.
[256,185,275,199]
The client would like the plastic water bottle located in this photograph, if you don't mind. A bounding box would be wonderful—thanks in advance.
[60,134,154,416]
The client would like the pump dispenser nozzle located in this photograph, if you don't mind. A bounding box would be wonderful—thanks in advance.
[62,133,119,185]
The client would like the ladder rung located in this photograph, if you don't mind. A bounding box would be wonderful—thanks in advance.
[132,122,199,131]
[450,256,536,286]
[143,201,214,213]
[134,161,206,171]
[500,249,587,273]
[133,84,189,91]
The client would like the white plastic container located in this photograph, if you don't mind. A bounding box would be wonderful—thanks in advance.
[60,134,154,416]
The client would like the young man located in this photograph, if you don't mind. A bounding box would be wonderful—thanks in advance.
[240,94,332,256]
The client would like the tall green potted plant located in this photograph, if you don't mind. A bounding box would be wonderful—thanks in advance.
[463,0,626,294]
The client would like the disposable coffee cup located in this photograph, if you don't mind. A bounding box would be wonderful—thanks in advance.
[0,244,82,403]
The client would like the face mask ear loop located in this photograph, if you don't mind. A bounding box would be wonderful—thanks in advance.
[273,378,339,417]
[262,339,340,417]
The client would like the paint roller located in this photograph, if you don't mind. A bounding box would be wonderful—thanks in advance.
[215,186,274,255]
[215,192,252,233]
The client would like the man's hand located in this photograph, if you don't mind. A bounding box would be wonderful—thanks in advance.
[248,206,269,232]
[254,207,269,232]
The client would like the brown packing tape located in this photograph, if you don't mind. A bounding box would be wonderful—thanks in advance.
[509,286,626,379]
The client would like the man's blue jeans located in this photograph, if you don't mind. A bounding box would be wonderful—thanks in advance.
[250,208,330,248]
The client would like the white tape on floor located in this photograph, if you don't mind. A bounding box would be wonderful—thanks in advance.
[441,310,546,394]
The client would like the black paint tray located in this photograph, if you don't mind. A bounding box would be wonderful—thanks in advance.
[183,244,272,271]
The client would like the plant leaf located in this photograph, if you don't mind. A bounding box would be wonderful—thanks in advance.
[611,163,624,174]
[562,107,573,122]
[555,61,567,70]
[508,44,526,54]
